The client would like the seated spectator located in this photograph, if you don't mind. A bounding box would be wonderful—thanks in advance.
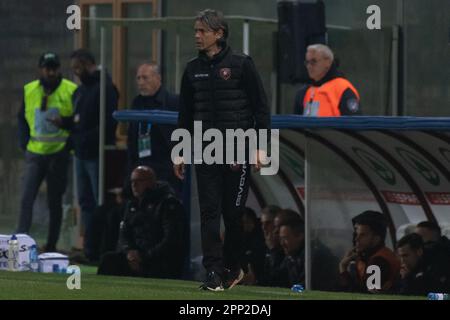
[97,166,185,279]
[257,206,284,286]
[397,233,450,295]
[339,210,400,293]
[260,205,282,250]
[415,221,450,260]
[278,217,306,288]
[258,208,298,286]
[239,207,266,285]
[276,212,339,290]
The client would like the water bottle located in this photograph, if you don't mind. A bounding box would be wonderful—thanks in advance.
[428,293,450,300]
[291,284,304,293]
[8,235,19,271]
[29,245,39,272]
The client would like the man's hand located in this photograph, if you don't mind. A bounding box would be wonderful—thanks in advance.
[400,265,410,279]
[127,250,142,273]
[242,264,257,285]
[339,248,357,273]
[253,149,267,172]
[46,115,63,128]
[173,156,185,180]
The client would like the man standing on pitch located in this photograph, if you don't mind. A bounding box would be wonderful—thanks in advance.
[174,9,270,291]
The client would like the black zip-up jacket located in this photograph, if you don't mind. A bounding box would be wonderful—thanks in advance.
[178,45,270,133]
[118,182,186,279]
[398,253,450,295]
[127,87,179,175]
[61,70,118,159]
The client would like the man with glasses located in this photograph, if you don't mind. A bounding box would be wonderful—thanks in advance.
[294,44,361,116]
[17,52,77,252]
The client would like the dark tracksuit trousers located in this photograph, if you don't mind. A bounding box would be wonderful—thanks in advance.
[195,161,251,277]
[17,150,69,250]
[97,252,144,277]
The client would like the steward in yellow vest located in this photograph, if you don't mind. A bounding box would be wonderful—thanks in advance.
[16,52,77,252]
[21,78,77,154]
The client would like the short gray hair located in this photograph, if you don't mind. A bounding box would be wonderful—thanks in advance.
[137,61,160,75]
[307,44,334,61]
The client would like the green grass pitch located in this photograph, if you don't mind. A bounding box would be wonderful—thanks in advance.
[0,267,424,300]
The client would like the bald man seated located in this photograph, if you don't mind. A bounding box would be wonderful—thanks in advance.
[97,166,186,279]
[294,44,361,117]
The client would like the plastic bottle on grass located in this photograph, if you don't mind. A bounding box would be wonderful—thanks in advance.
[8,235,19,271]
[29,245,39,272]
[291,284,304,293]
[428,293,450,300]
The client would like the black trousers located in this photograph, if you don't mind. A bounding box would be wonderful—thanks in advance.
[195,162,251,276]
[98,251,173,278]
[17,150,69,250]
[97,251,143,277]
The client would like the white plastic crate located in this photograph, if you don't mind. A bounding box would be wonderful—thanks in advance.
[38,252,69,273]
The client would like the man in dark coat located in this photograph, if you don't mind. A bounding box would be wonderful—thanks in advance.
[50,48,118,262]
[126,62,180,194]
[397,233,450,295]
[97,166,186,279]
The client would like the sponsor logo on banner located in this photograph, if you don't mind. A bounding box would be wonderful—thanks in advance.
[425,192,450,205]
[396,147,440,186]
[382,191,450,205]
[352,147,396,185]
[381,191,420,205]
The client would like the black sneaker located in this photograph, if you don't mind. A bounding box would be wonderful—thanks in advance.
[199,271,224,292]
[223,268,244,289]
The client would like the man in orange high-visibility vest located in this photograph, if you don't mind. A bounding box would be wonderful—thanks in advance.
[294,44,361,117]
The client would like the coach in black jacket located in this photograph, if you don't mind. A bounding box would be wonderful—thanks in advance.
[98,166,186,279]
[174,9,270,291]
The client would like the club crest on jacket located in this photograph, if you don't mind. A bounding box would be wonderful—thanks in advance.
[219,68,231,80]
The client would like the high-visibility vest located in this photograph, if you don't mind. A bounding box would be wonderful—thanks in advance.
[303,77,360,117]
[24,79,77,155]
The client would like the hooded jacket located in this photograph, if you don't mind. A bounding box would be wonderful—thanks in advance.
[119,182,186,279]
[294,62,361,116]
